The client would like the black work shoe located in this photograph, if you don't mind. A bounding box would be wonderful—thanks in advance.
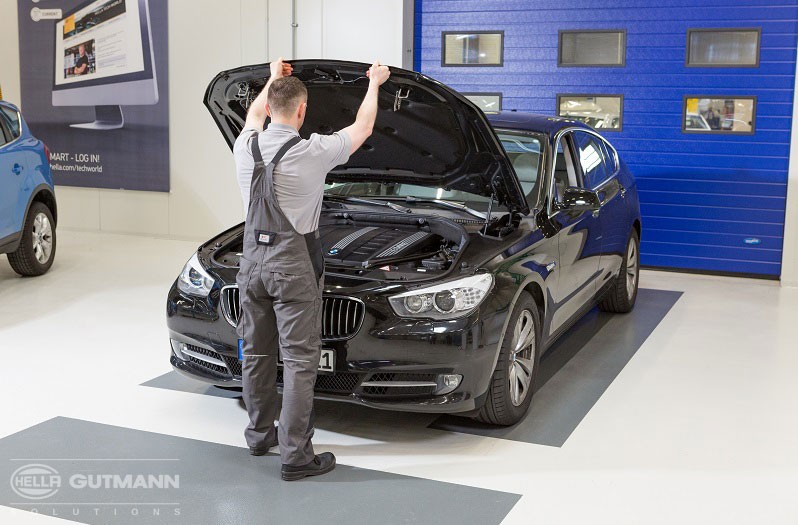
[249,437,278,456]
[281,452,336,481]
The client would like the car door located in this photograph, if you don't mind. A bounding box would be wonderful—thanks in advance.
[571,131,619,280]
[0,111,23,240]
[0,106,39,239]
[547,131,603,335]
[595,137,628,281]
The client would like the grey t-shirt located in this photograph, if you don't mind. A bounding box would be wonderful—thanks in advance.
[233,122,351,234]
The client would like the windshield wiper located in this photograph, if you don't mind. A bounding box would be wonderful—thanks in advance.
[323,194,412,214]
[387,196,487,220]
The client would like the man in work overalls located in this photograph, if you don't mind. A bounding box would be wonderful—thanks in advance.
[233,58,390,481]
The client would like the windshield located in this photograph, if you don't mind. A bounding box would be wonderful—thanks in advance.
[324,130,543,211]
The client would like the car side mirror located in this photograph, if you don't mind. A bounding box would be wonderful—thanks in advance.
[556,187,601,212]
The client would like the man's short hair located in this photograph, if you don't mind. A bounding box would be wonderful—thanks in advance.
[268,77,307,116]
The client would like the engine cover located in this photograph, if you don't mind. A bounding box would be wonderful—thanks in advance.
[320,225,442,268]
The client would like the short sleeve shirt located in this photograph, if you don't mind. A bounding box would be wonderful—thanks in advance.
[233,122,351,234]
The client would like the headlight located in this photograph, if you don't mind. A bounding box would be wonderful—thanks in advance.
[388,274,493,319]
[177,253,215,297]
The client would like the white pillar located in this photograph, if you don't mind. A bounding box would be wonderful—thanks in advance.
[782,53,798,286]
[0,1,21,106]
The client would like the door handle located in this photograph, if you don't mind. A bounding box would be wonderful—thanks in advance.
[620,185,627,198]
[12,163,23,175]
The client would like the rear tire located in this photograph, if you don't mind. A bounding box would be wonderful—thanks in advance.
[475,292,541,426]
[598,229,639,313]
[7,202,56,277]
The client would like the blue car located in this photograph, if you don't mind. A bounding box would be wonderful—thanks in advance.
[0,101,58,276]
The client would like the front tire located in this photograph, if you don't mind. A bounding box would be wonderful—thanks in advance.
[475,292,541,426]
[598,229,639,313]
[7,202,56,277]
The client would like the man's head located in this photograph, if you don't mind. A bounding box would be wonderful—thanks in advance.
[79,44,86,56]
[266,77,307,128]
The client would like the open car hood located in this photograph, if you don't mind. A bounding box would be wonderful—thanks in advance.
[204,60,529,214]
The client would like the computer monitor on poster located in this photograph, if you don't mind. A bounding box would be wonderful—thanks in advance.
[52,0,158,130]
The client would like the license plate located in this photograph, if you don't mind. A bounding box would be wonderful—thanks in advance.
[278,348,335,374]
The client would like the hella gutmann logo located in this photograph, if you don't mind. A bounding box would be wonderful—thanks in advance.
[10,464,61,500]
[10,462,180,500]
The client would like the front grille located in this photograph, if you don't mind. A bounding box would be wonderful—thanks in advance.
[220,287,364,340]
[220,286,241,328]
[222,354,242,376]
[279,369,364,394]
[219,354,362,394]
[322,296,364,340]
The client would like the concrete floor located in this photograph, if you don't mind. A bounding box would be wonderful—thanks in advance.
[1,230,797,524]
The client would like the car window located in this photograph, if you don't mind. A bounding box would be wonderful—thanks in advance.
[495,131,542,198]
[324,130,545,211]
[600,139,618,175]
[552,134,579,203]
[0,117,10,146]
[572,131,609,190]
[0,107,21,140]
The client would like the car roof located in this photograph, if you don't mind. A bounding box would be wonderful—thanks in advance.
[486,111,591,137]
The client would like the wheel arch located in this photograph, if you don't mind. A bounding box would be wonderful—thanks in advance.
[27,185,58,226]
[482,272,549,397]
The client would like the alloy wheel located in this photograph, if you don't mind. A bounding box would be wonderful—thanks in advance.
[508,309,536,407]
[626,239,639,300]
[32,212,53,264]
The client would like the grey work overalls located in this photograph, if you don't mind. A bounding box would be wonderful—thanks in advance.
[237,132,325,466]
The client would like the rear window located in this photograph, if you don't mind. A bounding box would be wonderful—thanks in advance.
[0,107,21,140]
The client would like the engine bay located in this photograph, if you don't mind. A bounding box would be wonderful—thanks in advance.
[212,210,469,281]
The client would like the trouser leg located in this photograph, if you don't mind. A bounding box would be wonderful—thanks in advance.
[272,273,323,466]
[238,261,279,450]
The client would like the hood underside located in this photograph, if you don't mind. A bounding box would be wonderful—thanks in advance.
[205,60,528,213]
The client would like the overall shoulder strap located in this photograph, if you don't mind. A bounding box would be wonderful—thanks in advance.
[249,131,263,163]
[268,135,302,167]
[263,135,302,202]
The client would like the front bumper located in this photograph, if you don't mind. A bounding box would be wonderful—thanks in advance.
[165,280,509,414]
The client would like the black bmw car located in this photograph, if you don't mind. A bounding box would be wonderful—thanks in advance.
[166,60,641,426]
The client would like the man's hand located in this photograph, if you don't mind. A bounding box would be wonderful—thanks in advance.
[270,57,293,80]
[366,62,390,87]
[245,58,292,131]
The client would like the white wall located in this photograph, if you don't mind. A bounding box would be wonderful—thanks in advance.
[0,0,405,241]
[292,0,404,66]
[0,1,21,106]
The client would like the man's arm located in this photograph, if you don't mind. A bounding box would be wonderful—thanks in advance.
[341,61,391,155]
[243,57,293,131]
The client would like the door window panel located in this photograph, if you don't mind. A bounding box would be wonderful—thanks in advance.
[557,95,622,131]
[442,32,504,66]
[683,96,756,133]
[600,140,617,175]
[687,29,760,67]
[463,93,502,113]
[573,131,609,189]
[559,30,626,66]
[552,137,579,203]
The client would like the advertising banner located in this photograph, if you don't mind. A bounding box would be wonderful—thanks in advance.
[17,0,169,192]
